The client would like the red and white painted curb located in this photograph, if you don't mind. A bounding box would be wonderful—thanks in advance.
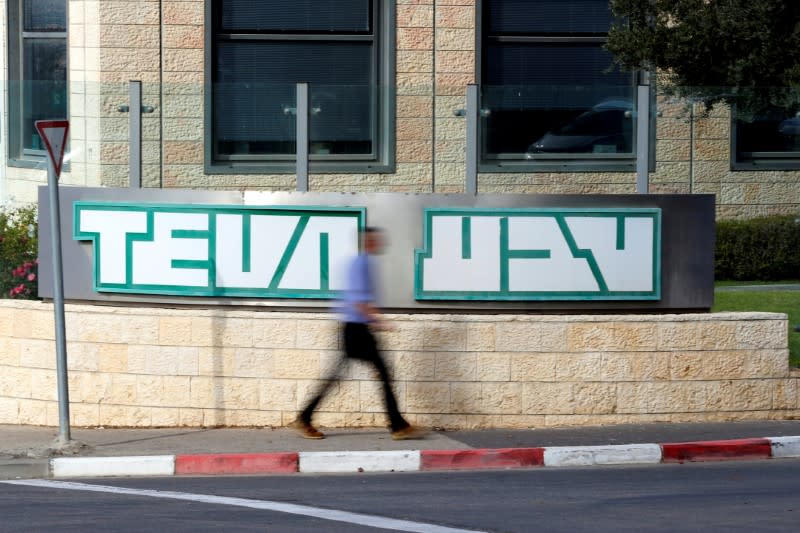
[47,436,800,478]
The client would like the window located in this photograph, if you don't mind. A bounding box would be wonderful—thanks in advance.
[733,106,800,169]
[208,0,395,173]
[479,0,638,171]
[7,0,68,166]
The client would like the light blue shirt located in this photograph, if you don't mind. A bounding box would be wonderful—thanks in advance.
[339,253,375,324]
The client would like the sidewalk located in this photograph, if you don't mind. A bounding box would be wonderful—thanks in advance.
[3,420,800,479]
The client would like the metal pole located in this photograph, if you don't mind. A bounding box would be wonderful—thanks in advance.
[636,73,650,194]
[465,84,478,195]
[129,80,142,189]
[47,155,71,445]
[296,83,309,192]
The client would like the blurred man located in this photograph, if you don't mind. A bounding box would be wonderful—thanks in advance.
[291,227,423,440]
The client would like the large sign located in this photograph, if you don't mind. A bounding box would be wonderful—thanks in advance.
[415,208,661,301]
[73,202,364,298]
[39,188,714,310]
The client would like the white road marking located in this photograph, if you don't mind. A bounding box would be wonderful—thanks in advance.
[2,479,486,533]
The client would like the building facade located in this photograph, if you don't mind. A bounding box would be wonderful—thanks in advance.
[1,0,799,219]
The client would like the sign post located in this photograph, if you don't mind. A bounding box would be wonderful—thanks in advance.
[35,119,72,446]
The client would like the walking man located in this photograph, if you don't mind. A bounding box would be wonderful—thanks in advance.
[290,227,422,440]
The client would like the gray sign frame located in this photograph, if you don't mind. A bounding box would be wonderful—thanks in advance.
[38,187,715,311]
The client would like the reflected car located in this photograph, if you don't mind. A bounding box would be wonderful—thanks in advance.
[526,99,633,157]
[778,115,800,136]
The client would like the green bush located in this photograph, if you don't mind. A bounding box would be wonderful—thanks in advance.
[0,204,39,299]
[716,215,800,281]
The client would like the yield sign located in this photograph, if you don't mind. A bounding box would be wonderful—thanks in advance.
[35,120,70,177]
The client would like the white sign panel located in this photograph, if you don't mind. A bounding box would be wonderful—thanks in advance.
[73,202,364,298]
[415,208,661,300]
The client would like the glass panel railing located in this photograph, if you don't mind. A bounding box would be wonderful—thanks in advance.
[480,84,636,160]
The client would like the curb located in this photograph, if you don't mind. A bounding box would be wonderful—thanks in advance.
[5,436,799,479]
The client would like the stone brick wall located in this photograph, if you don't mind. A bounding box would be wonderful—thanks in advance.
[1,299,797,428]
[2,1,799,217]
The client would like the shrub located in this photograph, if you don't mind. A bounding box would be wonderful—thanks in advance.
[0,204,39,299]
[715,215,800,281]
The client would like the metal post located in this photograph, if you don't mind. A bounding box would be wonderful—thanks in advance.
[46,156,71,445]
[636,73,651,194]
[465,84,479,195]
[296,83,309,192]
[129,80,142,189]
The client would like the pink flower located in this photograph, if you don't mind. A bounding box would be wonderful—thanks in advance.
[27,273,36,281]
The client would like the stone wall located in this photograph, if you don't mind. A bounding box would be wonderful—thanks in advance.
[1,299,797,429]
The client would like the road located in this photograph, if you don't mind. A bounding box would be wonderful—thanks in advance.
[2,460,799,532]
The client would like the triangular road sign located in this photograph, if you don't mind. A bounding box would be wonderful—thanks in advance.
[35,120,70,177]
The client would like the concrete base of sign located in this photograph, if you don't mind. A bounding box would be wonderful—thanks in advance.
[1,300,798,428]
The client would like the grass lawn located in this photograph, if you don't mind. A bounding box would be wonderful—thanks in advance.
[712,287,800,367]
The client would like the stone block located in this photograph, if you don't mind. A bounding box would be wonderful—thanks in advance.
[436,5,474,28]
[435,352,477,381]
[220,378,261,410]
[522,382,574,414]
[272,349,320,379]
[397,4,434,27]
[219,318,254,348]
[110,374,138,404]
[479,382,521,414]
[700,321,738,350]
[151,407,182,427]
[423,323,467,351]
[554,353,604,381]
[406,382,450,412]
[658,322,700,351]
[0,398,20,423]
[398,27,434,50]
[19,339,56,370]
[159,316,194,345]
[449,382,481,413]
[573,383,617,415]
[29,310,55,340]
[72,404,101,427]
[252,319,298,349]
[179,407,204,426]
[260,379,298,411]
[511,353,557,381]
[476,353,510,381]
[436,28,474,51]
[495,323,541,352]
[736,320,787,350]
[163,376,192,407]
[0,338,21,366]
[137,375,165,405]
[388,351,435,381]
[568,322,658,352]
[670,352,705,380]
[1,367,33,399]
[18,399,48,425]
[773,379,798,410]
[398,50,433,73]
[397,95,433,118]
[295,320,339,350]
[163,1,204,25]
[317,381,360,412]
[233,348,273,378]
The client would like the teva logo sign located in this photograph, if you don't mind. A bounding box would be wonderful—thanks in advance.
[414,208,661,301]
[73,202,364,298]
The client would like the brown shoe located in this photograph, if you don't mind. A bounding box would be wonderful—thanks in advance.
[391,425,426,441]
[288,418,325,439]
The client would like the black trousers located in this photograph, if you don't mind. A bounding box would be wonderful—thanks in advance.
[299,322,409,432]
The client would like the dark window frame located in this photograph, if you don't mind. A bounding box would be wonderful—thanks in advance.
[205,0,396,175]
[476,0,652,173]
[7,0,69,169]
